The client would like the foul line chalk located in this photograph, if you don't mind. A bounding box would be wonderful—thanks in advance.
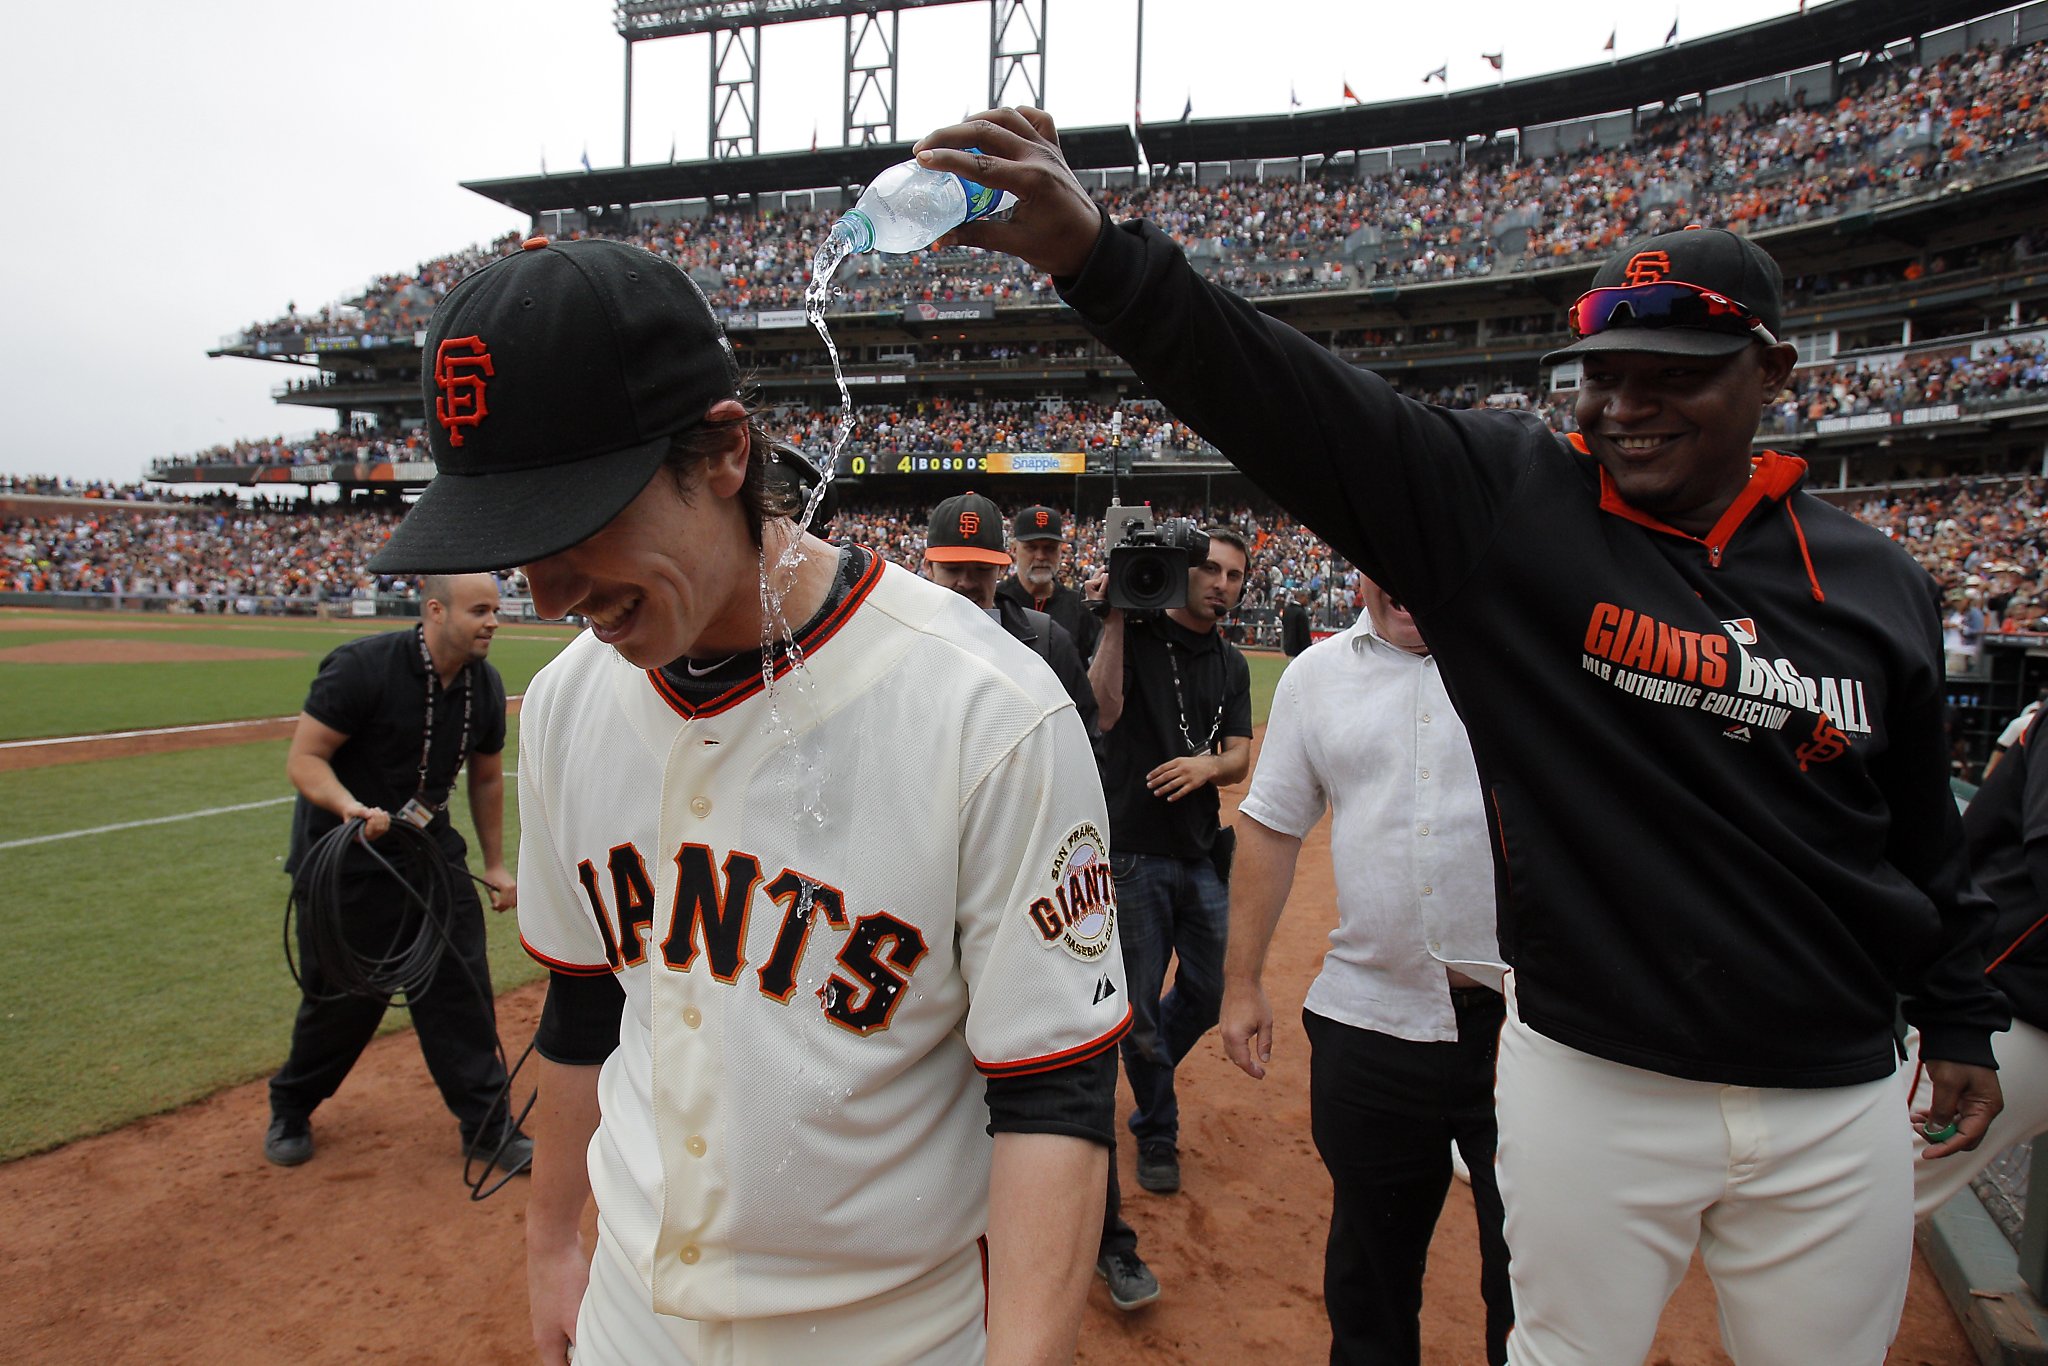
[0,797,297,850]
[1,771,520,852]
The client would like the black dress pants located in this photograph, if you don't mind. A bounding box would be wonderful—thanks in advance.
[269,852,509,1144]
[1305,992,1512,1366]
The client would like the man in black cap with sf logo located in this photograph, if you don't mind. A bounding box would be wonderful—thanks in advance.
[915,105,2009,1365]
[924,490,1096,736]
[998,503,1101,664]
[367,237,1127,1366]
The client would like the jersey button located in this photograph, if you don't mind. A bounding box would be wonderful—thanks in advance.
[1419,769,1430,780]
[1421,885,1433,896]
[690,795,712,818]
[679,1245,701,1265]
[682,1006,702,1029]
[686,1135,707,1158]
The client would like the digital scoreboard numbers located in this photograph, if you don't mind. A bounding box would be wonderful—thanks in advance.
[831,451,1087,477]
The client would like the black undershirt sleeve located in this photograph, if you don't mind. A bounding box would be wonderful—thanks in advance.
[985,1048,1116,1147]
[534,969,625,1066]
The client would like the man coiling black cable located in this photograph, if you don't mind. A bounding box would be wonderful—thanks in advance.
[264,573,534,1185]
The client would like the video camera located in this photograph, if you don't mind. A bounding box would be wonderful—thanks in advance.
[1103,503,1208,615]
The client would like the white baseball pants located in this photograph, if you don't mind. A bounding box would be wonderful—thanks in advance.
[572,1223,987,1366]
[1494,983,1912,1366]
[1905,1020,2048,1219]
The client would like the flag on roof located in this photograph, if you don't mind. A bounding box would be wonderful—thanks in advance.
[1482,52,1503,71]
[1345,80,1362,102]
[1420,67,1446,85]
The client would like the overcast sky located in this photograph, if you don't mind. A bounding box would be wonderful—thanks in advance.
[1,0,1819,483]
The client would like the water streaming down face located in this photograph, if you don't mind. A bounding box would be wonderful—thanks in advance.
[742,231,863,832]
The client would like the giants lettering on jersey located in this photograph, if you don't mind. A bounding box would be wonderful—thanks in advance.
[575,842,927,1037]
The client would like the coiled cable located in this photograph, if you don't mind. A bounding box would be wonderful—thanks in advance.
[283,816,534,1199]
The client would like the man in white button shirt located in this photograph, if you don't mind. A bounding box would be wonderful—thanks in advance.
[1221,576,1510,1366]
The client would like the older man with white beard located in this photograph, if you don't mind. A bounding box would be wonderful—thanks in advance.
[996,504,1101,664]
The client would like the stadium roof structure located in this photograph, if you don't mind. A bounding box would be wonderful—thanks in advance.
[466,0,2006,217]
[616,1,984,41]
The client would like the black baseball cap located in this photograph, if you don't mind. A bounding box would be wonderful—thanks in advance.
[925,492,1010,565]
[1011,505,1064,541]
[1543,226,1785,366]
[369,237,739,573]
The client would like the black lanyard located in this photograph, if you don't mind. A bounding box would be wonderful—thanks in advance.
[416,625,472,810]
[1166,641,1225,756]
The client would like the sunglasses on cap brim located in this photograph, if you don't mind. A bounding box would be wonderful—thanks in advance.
[1567,280,1778,346]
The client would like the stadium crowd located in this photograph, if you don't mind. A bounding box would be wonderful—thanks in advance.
[1856,475,2048,640]
[1,503,403,607]
[1778,336,2048,428]
[9,477,2043,640]
[228,37,2046,343]
[139,329,2048,476]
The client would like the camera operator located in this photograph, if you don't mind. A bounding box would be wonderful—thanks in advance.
[1083,524,1253,1309]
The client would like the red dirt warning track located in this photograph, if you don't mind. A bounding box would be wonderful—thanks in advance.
[0,768,1973,1364]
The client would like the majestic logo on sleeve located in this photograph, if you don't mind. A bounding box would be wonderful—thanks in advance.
[433,336,495,446]
[1028,823,1117,962]
[1622,250,1672,285]
[1580,602,1870,762]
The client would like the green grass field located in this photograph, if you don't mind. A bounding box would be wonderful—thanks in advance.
[0,616,575,740]
[0,613,1293,1163]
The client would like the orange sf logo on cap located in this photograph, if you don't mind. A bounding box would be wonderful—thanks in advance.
[1034,510,1050,528]
[434,336,495,446]
[959,511,981,536]
[1622,251,1672,286]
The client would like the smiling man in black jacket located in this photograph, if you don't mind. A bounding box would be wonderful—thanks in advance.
[915,109,2008,1365]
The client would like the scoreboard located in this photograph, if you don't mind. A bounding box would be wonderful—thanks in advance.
[830,450,1090,478]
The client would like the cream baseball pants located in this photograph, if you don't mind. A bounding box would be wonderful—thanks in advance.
[572,1221,987,1366]
[1495,982,1911,1366]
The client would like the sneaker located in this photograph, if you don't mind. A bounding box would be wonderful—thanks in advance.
[1136,1145,1181,1194]
[263,1115,313,1167]
[463,1127,534,1174]
[1096,1250,1161,1310]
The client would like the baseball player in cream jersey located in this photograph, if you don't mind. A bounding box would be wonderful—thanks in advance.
[368,237,1129,1365]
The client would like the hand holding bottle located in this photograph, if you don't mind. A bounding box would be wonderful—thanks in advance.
[911,107,1105,281]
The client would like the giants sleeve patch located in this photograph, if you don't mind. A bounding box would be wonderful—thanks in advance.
[1026,822,1116,962]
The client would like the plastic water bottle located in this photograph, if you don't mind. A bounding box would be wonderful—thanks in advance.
[829,151,1016,255]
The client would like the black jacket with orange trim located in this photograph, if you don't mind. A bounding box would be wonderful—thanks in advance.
[1969,707,2048,1033]
[1058,214,2007,1087]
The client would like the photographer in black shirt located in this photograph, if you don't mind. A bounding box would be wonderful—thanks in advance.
[1084,525,1253,1308]
[264,573,528,1173]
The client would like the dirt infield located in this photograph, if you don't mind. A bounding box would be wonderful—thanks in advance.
[0,639,301,665]
[0,772,1972,1365]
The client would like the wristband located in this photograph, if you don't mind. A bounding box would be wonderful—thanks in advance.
[1921,1119,1959,1143]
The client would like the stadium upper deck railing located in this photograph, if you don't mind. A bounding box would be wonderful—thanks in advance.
[217,141,2048,356]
